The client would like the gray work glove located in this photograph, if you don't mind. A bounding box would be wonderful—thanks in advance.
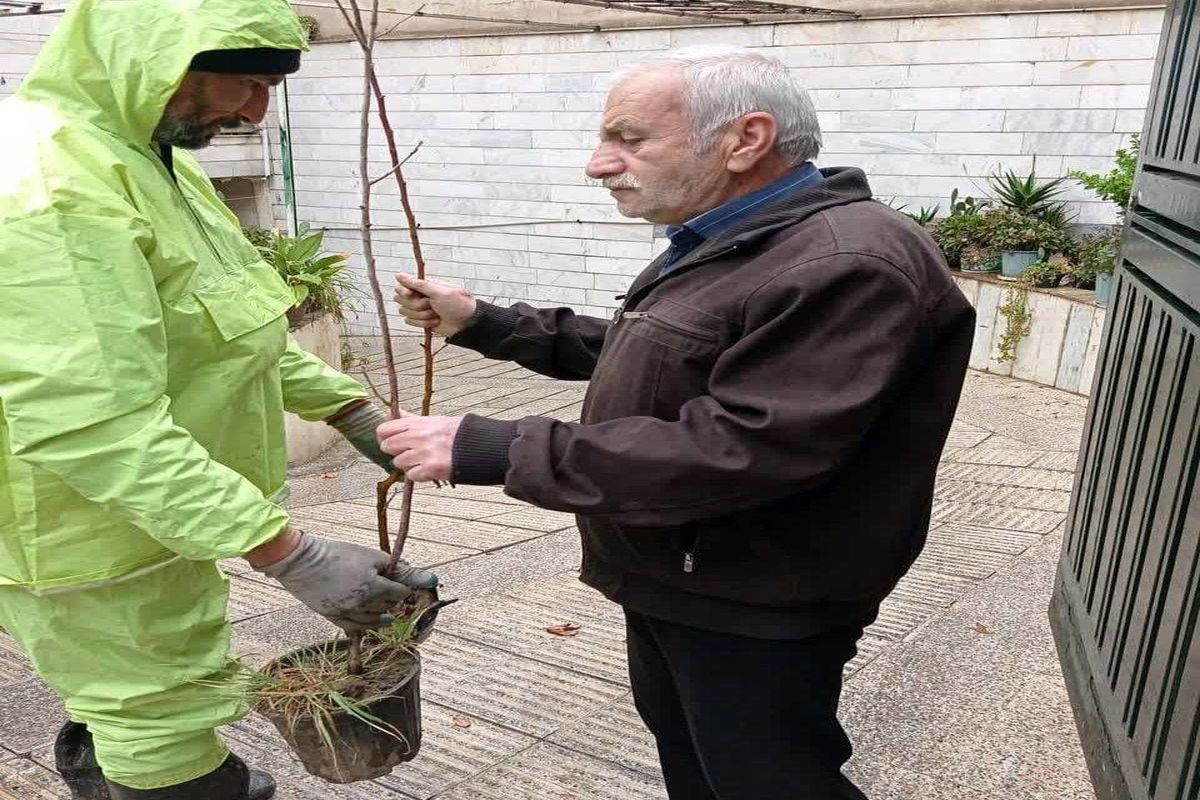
[255,534,438,632]
[325,400,395,472]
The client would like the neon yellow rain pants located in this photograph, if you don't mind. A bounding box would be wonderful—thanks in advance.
[0,561,245,787]
[0,0,366,788]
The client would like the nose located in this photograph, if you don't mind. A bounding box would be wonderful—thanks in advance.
[238,84,270,125]
[585,141,625,180]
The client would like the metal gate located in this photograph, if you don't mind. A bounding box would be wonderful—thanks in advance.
[1050,2,1200,799]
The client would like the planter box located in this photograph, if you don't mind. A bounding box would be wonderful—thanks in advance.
[953,272,1108,396]
[286,313,343,466]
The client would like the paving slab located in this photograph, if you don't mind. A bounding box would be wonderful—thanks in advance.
[373,706,538,800]
[0,750,65,800]
[0,635,33,688]
[941,447,1043,467]
[430,532,582,604]
[0,679,66,757]
[435,594,629,684]
[419,634,627,737]
[932,500,1066,533]
[927,522,1044,555]
[887,568,974,609]
[845,757,1008,800]
[505,573,625,623]
[841,531,1091,798]
[435,741,667,800]
[936,480,1072,512]
[547,692,660,779]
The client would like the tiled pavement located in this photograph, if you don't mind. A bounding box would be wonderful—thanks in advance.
[0,338,1096,799]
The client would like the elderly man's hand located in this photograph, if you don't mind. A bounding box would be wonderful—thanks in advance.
[395,274,477,338]
[377,411,462,483]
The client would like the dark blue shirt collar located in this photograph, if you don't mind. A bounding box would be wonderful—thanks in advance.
[666,161,823,249]
[659,162,823,274]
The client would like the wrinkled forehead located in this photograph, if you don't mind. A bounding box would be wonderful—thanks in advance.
[603,68,687,124]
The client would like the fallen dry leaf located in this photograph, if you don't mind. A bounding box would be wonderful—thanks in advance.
[451,714,472,729]
[971,623,993,634]
[545,622,582,637]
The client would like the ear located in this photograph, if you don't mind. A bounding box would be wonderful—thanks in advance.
[723,112,779,174]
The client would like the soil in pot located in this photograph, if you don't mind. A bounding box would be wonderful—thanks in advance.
[256,635,422,783]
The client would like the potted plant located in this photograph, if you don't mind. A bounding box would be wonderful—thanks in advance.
[932,192,993,271]
[201,600,442,783]
[980,209,1071,281]
[251,606,439,782]
[988,169,1070,218]
[1070,134,1140,220]
[1067,231,1121,306]
[246,223,353,328]
[1070,134,1139,304]
[902,205,940,228]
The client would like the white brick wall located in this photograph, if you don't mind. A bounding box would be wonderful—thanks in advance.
[269,7,1163,335]
[0,9,60,99]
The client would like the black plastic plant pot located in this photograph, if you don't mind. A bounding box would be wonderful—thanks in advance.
[259,640,422,783]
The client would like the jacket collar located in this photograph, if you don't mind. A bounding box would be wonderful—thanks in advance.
[623,167,876,304]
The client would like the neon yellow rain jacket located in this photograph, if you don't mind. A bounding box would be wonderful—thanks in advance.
[0,0,367,592]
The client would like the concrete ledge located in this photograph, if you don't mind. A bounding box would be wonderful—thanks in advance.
[954,271,1106,396]
[286,313,344,466]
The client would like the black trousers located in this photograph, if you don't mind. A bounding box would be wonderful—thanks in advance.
[625,610,869,800]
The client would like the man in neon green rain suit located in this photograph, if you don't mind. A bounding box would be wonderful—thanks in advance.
[0,1,435,798]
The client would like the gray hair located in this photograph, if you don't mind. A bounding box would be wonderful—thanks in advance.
[612,45,821,165]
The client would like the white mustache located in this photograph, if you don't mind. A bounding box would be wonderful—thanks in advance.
[603,175,641,190]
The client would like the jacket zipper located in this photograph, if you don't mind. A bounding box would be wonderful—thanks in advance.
[681,527,698,574]
[154,146,229,267]
[616,241,742,324]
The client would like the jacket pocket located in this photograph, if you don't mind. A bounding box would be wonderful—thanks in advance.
[623,311,720,356]
[193,261,294,341]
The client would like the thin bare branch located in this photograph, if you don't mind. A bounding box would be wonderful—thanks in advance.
[350,7,400,420]
[346,0,368,40]
[375,471,402,552]
[377,1,423,39]
[337,0,442,579]
[368,141,422,186]
[358,367,389,407]
[389,480,417,571]
[331,0,367,47]
[367,0,380,47]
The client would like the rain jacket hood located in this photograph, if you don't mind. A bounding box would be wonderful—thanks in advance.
[0,0,365,592]
[19,0,307,144]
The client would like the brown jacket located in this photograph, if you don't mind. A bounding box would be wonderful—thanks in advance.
[450,167,975,638]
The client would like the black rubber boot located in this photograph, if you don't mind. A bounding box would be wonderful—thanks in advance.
[54,722,110,800]
[104,753,275,800]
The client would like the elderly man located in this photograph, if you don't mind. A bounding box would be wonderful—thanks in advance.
[382,47,974,799]
[0,1,432,798]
